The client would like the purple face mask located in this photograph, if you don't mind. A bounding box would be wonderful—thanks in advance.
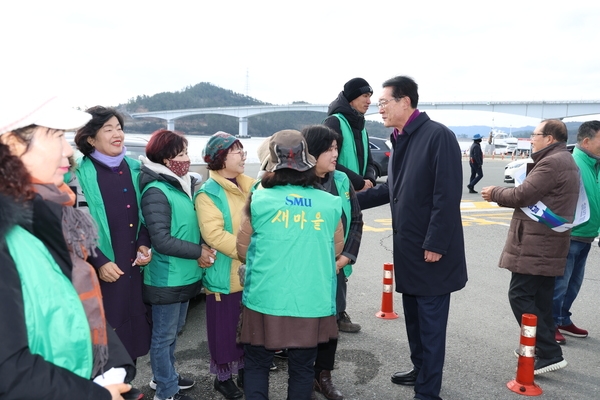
[167,159,190,177]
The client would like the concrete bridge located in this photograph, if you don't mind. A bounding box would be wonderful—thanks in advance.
[130,101,600,136]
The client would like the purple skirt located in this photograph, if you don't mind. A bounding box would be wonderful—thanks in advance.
[206,291,244,380]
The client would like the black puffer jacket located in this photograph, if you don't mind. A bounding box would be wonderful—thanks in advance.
[138,164,203,304]
[324,92,378,190]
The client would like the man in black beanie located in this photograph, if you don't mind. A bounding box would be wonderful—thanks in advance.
[323,77,376,334]
[324,78,378,195]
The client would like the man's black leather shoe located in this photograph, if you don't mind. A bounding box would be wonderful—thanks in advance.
[214,377,243,399]
[391,369,418,386]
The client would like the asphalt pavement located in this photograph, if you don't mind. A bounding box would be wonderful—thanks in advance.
[131,158,600,399]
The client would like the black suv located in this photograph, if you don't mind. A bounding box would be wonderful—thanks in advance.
[368,136,391,177]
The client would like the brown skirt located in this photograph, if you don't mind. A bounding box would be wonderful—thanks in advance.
[239,306,338,350]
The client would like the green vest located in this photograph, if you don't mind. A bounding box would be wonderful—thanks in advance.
[332,113,369,176]
[196,178,234,293]
[141,180,203,288]
[242,185,342,317]
[6,226,93,378]
[75,156,142,261]
[332,171,353,277]
[572,147,600,238]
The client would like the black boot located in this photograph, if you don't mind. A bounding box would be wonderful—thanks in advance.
[314,370,344,400]
[214,377,243,399]
[236,368,244,389]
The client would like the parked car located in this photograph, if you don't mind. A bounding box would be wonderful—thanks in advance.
[368,136,391,178]
[504,143,574,184]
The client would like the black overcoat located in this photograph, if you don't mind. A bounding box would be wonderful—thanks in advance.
[358,112,468,296]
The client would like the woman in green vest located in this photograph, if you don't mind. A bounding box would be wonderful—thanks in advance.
[73,106,153,363]
[196,131,256,399]
[0,96,133,399]
[138,129,212,400]
[236,129,345,400]
[302,125,364,400]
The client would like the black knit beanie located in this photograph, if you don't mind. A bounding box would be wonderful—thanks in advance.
[343,78,373,102]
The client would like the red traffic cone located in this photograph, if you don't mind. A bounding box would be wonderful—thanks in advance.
[376,263,399,320]
[507,313,543,396]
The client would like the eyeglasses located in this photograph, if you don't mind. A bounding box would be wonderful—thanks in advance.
[376,98,399,108]
[530,132,546,139]
[230,150,247,158]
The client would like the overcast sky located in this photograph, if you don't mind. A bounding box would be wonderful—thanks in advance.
[2,0,599,127]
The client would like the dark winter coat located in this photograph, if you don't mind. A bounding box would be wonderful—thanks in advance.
[469,140,483,166]
[490,142,579,276]
[78,156,152,360]
[0,193,134,400]
[357,112,468,296]
[324,92,378,189]
[138,164,203,304]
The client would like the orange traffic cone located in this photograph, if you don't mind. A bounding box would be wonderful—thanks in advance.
[507,314,543,396]
[376,263,399,320]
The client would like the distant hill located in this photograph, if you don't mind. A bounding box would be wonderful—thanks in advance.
[119,82,391,137]
[117,82,583,141]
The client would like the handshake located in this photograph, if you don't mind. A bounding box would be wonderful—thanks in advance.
[198,244,217,268]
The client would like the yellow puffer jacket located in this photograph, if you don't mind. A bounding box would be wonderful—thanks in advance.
[195,171,256,295]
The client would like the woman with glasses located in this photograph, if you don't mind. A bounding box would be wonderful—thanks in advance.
[196,131,255,399]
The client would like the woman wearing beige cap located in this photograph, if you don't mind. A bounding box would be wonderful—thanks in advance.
[0,97,135,400]
[236,129,345,400]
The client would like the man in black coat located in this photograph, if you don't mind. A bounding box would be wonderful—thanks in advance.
[357,76,467,400]
[324,77,378,193]
[467,133,484,193]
